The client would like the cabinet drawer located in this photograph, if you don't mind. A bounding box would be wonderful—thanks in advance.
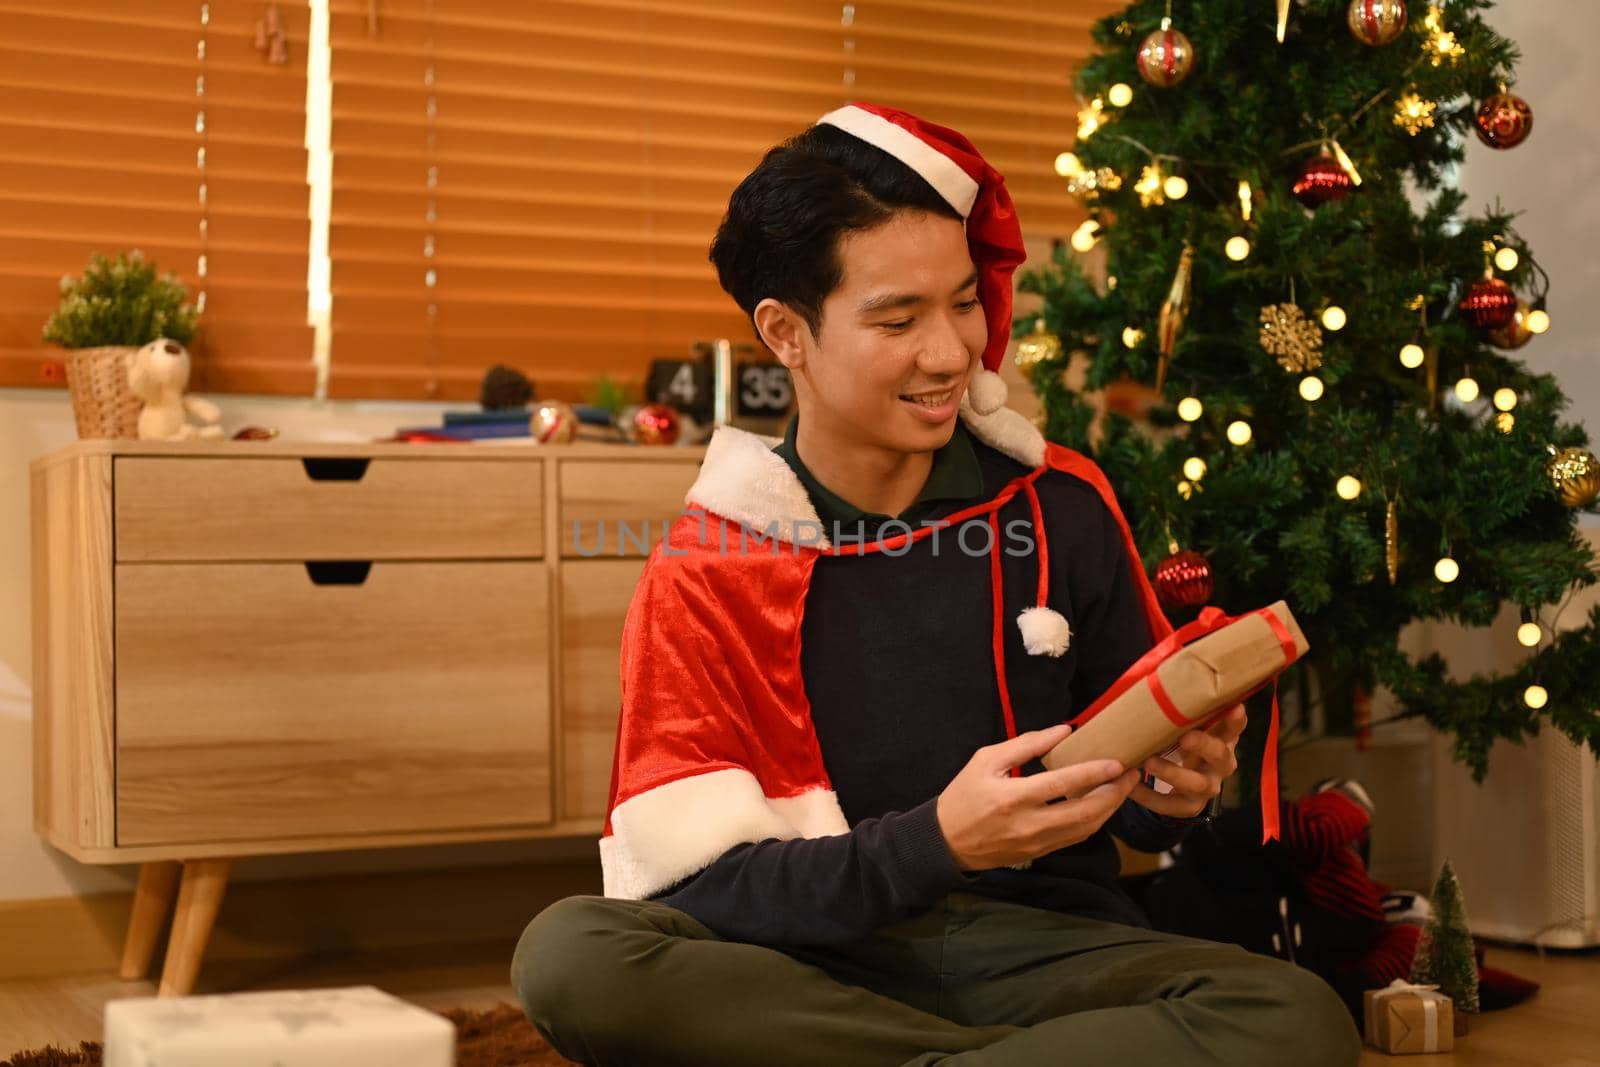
[558,460,701,558]
[115,457,543,561]
[559,559,647,820]
[114,560,552,846]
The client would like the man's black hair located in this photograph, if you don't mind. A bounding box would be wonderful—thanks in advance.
[708,123,960,340]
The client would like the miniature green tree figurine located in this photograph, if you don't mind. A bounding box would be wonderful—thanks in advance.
[1410,859,1480,1015]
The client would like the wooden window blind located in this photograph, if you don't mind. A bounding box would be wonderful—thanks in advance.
[0,1,314,394]
[845,0,1120,239]
[325,0,1110,403]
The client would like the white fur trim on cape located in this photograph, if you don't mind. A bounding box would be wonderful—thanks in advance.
[683,405,1047,545]
[600,768,849,900]
[1017,605,1073,657]
[817,105,980,218]
[967,368,1008,415]
[685,425,830,549]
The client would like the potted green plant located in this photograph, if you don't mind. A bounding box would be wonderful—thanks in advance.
[43,251,199,439]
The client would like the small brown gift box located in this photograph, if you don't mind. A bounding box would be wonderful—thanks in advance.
[1364,980,1455,1055]
[1041,601,1308,775]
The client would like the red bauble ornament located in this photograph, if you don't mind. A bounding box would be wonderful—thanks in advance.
[1459,275,1518,332]
[1292,154,1353,208]
[1346,0,1407,46]
[632,402,681,446]
[1136,18,1195,88]
[1154,548,1214,610]
[1475,91,1533,150]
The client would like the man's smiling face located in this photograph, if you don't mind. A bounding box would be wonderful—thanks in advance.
[786,209,987,458]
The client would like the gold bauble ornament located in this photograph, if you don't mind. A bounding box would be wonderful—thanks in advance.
[1546,445,1600,508]
[1488,300,1537,350]
[529,399,578,444]
[1015,318,1063,370]
[1259,303,1324,373]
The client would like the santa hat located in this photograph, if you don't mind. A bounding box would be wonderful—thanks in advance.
[816,102,1026,417]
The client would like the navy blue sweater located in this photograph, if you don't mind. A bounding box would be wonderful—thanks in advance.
[648,427,1194,944]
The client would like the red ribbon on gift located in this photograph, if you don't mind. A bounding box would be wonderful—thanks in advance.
[1068,605,1299,843]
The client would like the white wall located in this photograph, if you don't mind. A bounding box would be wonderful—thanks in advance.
[1456,1,1600,428]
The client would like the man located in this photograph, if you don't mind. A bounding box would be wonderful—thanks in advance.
[513,102,1359,1066]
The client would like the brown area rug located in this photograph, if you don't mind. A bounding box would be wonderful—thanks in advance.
[2,1004,581,1067]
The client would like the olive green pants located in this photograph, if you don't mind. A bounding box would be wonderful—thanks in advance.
[512,890,1359,1067]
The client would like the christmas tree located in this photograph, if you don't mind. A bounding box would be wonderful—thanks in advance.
[1411,859,1480,1013]
[1021,0,1600,775]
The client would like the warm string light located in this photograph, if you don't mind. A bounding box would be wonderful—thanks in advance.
[1494,246,1520,272]
[1454,377,1480,403]
[1108,82,1134,108]
[1226,420,1253,446]
[1070,219,1101,253]
[1299,376,1324,401]
[1183,456,1207,481]
[1163,174,1189,200]
[1177,396,1204,422]
[1122,326,1145,348]
[1434,556,1460,583]
[422,0,440,397]
[1238,180,1254,221]
[1493,388,1518,412]
[1321,305,1347,331]
[1399,343,1426,369]
[1336,475,1362,500]
[1527,308,1552,334]
[194,3,210,317]
[1516,620,1542,647]
[1226,236,1251,261]
[1524,684,1548,709]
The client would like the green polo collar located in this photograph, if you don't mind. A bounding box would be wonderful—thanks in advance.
[771,415,985,533]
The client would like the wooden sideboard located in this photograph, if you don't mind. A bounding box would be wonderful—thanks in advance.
[31,438,705,994]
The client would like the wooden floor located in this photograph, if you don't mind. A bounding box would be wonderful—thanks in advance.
[1,940,1595,1065]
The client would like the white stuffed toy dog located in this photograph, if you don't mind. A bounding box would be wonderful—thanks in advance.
[128,338,224,441]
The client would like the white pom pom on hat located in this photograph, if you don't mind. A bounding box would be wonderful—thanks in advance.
[1017,605,1072,658]
[967,368,1008,415]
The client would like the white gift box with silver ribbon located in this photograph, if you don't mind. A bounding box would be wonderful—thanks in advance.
[104,985,454,1067]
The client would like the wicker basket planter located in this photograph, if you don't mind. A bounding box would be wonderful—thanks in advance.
[63,345,143,439]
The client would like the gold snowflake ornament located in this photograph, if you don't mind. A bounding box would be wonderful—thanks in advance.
[1424,5,1466,66]
[1134,164,1165,207]
[1067,167,1122,199]
[1394,92,1438,136]
[1260,303,1324,372]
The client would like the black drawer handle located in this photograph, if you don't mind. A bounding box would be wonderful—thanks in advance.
[304,561,372,586]
[302,457,370,482]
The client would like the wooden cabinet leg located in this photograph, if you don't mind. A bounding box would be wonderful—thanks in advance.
[120,860,182,980]
[158,859,231,997]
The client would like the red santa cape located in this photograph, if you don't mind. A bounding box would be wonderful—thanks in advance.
[599,399,1173,900]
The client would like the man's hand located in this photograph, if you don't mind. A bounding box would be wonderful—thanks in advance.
[936,723,1141,872]
[1130,705,1247,819]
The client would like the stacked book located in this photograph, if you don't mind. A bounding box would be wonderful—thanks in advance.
[392,407,618,442]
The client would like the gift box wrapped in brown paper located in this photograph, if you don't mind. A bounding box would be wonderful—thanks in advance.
[1042,601,1309,775]
[1363,980,1455,1054]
